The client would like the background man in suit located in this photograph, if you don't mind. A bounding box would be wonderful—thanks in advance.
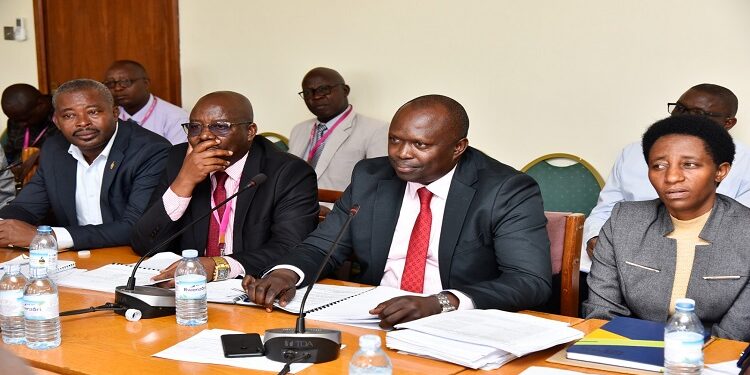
[103,60,188,145]
[245,95,552,329]
[133,91,319,284]
[1,83,58,165]
[289,67,387,196]
[0,79,170,249]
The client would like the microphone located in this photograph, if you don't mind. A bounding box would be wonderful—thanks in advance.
[114,173,268,319]
[0,160,22,174]
[264,204,359,364]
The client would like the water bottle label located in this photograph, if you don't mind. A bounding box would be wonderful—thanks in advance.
[664,332,703,364]
[23,294,59,320]
[0,289,24,316]
[29,248,51,269]
[175,275,207,300]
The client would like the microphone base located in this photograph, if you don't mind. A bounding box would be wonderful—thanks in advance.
[263,328,341,363]
[114,286,176,319]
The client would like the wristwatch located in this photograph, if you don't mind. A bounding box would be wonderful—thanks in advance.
[435,292,456,313]
[212,257,230,281]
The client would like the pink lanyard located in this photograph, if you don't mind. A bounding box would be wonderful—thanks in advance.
[211,175,240,256]
[23,127,48,149]
[306,105,353,162]
[119,96,158,126]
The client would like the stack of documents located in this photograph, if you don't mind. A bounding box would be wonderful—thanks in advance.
[57,252,181,293]
[386,309,584,370]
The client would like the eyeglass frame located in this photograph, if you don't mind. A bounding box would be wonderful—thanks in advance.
[298,83,345,99]
[181,121,254,137]
[667,102,732,119]
[102,78,148,89]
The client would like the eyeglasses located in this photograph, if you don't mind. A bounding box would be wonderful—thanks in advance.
[298,84,345,99]
[181,121,253,137]
[102,78,146,89]
[667,102,731,119]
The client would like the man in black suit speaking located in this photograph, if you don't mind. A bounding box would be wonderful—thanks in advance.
[0,79,170,250]
[132,91,319,284]
[244,94,551,328]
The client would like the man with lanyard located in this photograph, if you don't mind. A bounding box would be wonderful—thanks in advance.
[134,91,319,285]
[1,84,58,164]
[245,95,552,329]
[288,67,387,197]
[103,60,188,145]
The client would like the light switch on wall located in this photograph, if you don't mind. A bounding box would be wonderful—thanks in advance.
[3,26,14,41]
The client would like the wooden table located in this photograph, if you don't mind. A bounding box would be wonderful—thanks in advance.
[2,247,746,375]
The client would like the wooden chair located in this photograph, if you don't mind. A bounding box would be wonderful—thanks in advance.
[317,188,343,221]
[544,211,584,317]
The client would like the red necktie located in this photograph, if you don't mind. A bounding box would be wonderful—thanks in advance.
[400,187,433,293]
[206,171,229,257]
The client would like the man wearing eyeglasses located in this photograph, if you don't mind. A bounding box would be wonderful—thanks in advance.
[132,91,319,285]
[581,83,750,274]
[289,67,387,194]
[103,60,188,145]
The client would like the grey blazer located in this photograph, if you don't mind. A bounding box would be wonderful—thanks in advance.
[289,110,387,191]
[584,195,750,341]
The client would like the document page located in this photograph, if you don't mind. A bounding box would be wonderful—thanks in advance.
[57,263,160,293]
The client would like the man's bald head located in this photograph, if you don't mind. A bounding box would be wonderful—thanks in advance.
[689,83,738,117]
[300,67,350,122]
[1,83,42,117]
[107,60,149,79]
[303,67,345,85]
[398,94,470,140]
[192,91,254,122]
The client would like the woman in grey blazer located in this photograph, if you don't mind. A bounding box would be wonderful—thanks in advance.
[584,115,750,341]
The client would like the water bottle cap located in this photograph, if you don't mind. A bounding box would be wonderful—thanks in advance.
[37,225,52,234]
[675,298,695,312]
[358,334,381,349]
[182,249,199,258]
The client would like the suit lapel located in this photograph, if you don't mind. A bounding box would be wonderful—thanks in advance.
[369,178,405,282]
[438,158,477,286]
[54,152,78,225]
[232,141,262,250]
[315,113,354,177]
[100,122,130,221]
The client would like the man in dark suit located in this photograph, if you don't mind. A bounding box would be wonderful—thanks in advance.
[244,94,551,328]
[132,91,319,284]
[0,79,170,250]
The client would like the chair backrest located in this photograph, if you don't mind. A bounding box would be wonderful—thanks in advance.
[522,153,604,217]
[259,132,289,152]
[318,189,343,222]
[544,211,584,317]
[20,147,41,186]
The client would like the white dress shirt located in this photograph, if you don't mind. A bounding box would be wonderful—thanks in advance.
[52,125,120,249]
[581,140,750,272]
[162,151,249,278]
[118,94,188,145]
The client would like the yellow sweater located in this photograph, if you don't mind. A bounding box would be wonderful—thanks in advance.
[666,209,711,314]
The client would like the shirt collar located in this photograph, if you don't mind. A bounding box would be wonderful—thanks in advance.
[405,165,457,201]
[67,123,120,164]
[319,104,352,126]
[120,94,154,119]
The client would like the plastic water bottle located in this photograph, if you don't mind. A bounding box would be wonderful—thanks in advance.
[349,334,393,375]
[0,264,27,344]
[664,298,704,374]
[175,249,207,326]
[23,266,60,349]
[29,225,58,273]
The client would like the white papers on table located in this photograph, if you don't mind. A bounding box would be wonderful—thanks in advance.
[704,361,741,375]
[386,309,584,370]
[519,366,591,375]
[152,328,314,373]
[0,254,77,282]
[207,280,422,329]
[57,252,181,293]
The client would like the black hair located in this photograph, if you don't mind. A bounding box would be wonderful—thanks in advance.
[642,115,735,166]
[401,94,469,139]
[690,83,738,116]
[52,79,114,110]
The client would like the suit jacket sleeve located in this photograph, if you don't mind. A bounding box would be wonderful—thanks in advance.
[64,142,169,249]
[228,158,319,276]
[582,202,633,319]
[456,173,552,310]
[713,273,750,341]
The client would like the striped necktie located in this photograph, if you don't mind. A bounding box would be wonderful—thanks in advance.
[310,122,328,167]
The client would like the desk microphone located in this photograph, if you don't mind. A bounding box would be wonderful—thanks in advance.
[114,173,268,319]
[264,204,359,364]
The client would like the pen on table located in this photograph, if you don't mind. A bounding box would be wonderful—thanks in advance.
[702,276,741,280]
[738,342,750,369]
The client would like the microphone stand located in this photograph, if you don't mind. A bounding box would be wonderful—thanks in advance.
[113,173,267,319]
[264,205,359,364]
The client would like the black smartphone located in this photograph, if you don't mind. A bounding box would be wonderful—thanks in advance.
[220,333,264,358]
